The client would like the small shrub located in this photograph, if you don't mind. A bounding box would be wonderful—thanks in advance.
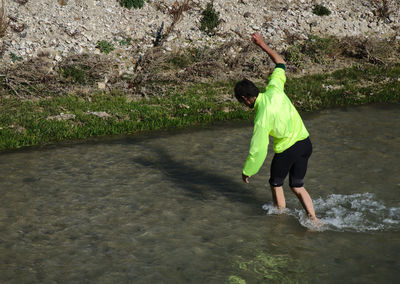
[118,37,131,46]
[200,1,220,35]
[303,35,338,63]
[60,65,88,84]
[285,35,339,67]
[96,40,115,54]
[312,4,331,16]
[285,45,304,68]
[10,53,23,62]
[114,37,132,46]
[14,0,29,4]
[119,0,144,9]
[167,52,193,69]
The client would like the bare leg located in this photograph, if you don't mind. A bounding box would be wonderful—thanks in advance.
[270,186,286,209]
[290,186,318,220]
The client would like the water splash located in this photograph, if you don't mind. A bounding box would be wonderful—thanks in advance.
[263,193,400,232]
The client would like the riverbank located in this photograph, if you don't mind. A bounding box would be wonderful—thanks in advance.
[1,63,399,152]
[1,1,400,151]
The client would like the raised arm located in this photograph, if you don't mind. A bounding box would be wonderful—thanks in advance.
[251,33,286,65]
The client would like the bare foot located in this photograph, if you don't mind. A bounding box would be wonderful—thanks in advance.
[309,216,324,228]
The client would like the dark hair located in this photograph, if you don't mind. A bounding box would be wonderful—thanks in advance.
[234,79,259,103]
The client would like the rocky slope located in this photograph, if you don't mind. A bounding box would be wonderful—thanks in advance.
[2,0,400,67]
[0,0,399,99]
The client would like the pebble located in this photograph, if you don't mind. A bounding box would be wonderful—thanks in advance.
[97,82,106,89]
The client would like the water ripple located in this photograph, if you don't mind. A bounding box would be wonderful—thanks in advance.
[263,193,400,232]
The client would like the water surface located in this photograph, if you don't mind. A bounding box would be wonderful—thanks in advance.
[0,104,399,283]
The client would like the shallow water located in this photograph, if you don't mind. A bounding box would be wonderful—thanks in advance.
[0,104,399,283]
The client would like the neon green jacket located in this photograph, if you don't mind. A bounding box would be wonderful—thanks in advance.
[242,66,309,176]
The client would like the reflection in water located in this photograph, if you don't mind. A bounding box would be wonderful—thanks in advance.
[0,104,399,283]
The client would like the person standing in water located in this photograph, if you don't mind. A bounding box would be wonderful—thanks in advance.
[234,32,319,221]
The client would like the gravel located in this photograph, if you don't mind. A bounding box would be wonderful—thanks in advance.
[1,0,399,72]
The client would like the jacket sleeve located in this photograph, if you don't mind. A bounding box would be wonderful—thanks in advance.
[267,67,286,92]
[242,110,271,176]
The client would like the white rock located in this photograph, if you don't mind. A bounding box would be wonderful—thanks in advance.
[97,82,106,89]
[86,111,111,118]
[1,0,399,66]
[55,54,62,61]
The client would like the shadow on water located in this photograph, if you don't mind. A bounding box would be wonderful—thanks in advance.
[132,145,267,214]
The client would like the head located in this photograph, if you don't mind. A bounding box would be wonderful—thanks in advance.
[234,78,259,109]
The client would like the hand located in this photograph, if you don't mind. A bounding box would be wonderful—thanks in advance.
[251,32,266,47]
[242,173,251,184]
[251,32,285,65]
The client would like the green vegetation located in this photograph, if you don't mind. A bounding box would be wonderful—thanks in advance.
[285,35,339,67]
[0,64,399,151]
[96,40,115,54]
[166,52,193,69]
[10,53,23,63]
[165,47,207,69]
[229,252,305,283]
[284,44,304,68]
[312,4,331,16]
[119,0,144,9]
[59,65,90,84]
[303,35,337,63]
[115,37,132,46]
[227,275,246,284]
[286,64,400,111]
[0,82,249,151]
[200,1,221,35]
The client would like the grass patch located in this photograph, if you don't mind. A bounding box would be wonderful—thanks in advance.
[166,52,194,69]
[284,44,304,68]
[0,84,250,151]
[115,37,132,46]
[285,35,339,67]
[164,47,209,69]
[302,35,337,62]
[96,40,115,54]
[0,64,399,151]
[59,64,90,84]
[286,64,400,111]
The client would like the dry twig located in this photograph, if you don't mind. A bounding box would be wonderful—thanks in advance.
[166,0,192,35]
[0,0,8,37]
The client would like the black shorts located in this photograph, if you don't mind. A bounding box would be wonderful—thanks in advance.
[269,137,312,188]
